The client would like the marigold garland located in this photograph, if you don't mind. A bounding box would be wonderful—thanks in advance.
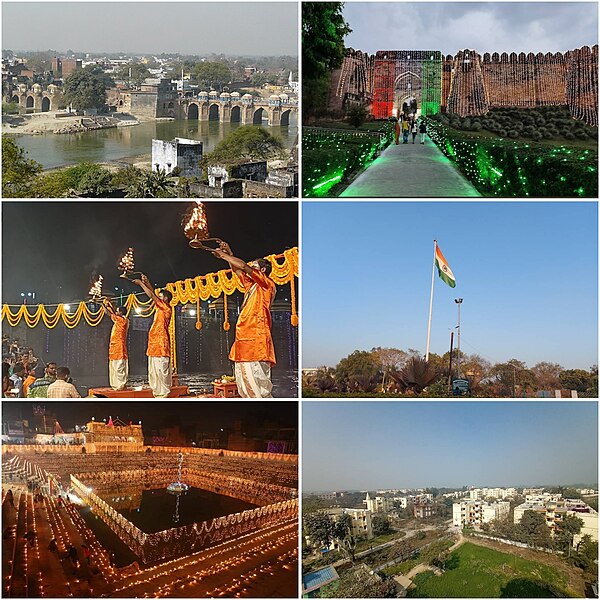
[2,248,299,331]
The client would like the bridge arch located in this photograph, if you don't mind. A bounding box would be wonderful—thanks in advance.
[252,106,268,124]
[280,109,292,126]
[230,105,241,123]
[41,97,51,112]
[208,103,219,121]
[188,103,199,120]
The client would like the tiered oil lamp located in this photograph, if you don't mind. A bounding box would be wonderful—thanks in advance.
[182,202,226,252]
[118,247,143,281]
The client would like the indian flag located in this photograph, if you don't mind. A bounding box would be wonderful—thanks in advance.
[435,244,456,288]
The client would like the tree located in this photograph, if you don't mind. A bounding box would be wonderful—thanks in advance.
[304,511,335,551]
[302,2,351,118]
[531,361,563,392]
[516,510,552,548]
[488,359,535,397]
[394,356,440,393]
[302,3,351,80]
[557,514,583,557]
[389,539,415,562]
[333,513,357,561]
[64,69,107,110]
[372,514,392,537]
[313,367,337,393]
[2,102,20,115]
[328,565,396,598]
[559,368,596,394]
[251,72,271,88]
[205,125,285,162]
[335,350,382,392]
[125,170,175,198]
[346,105,368,128]
[194,62,232,90]
[2,136,43,197]
[76,165,114,196]
[83,65,116,90]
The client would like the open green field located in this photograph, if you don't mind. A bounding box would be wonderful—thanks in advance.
[407,542,577,598]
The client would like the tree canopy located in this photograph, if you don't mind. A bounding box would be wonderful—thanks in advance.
[2,136,43,197]
[194,62,232,89]
[206,125,285,162]
[64,69,107,110]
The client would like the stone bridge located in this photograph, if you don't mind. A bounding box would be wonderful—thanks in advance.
[5,83,64,112]
[176,92,297,126]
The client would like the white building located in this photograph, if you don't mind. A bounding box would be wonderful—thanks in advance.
[453,500,510,528]
[514,498,598,545]
[151,137,203,177]
[328,507,373,540]
[364,492,394,513]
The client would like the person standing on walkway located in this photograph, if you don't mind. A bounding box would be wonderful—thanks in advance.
[394,118,400,145]
[402,118,410,143]
[411,120,418,143]
[102,299,129,391]
[133,274,173,397]
[419,120,427,144]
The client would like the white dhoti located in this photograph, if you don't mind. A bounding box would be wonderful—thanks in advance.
[148,356,172,397]
[235,361,273,398]
[109,359,129,390]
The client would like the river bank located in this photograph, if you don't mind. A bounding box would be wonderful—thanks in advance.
[3,111,141,135]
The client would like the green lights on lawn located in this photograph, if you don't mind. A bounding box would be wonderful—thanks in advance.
[312,173,343,192]
[491,167,503,177]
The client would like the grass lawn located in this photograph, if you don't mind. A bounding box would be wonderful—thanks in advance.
[407,542,577,598]
[382,557,422,576]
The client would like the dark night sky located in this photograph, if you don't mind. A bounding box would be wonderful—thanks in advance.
[2,201,298,305]
[2,401,298,433]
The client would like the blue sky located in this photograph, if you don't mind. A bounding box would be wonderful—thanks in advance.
[302,202,597,369]
[302,401,598,490]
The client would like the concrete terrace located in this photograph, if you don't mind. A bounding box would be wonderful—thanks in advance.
[340,138,481,198]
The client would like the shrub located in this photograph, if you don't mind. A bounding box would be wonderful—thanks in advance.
[508,130,519,138]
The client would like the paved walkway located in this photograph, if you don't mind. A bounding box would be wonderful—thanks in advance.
[341,138,480,197]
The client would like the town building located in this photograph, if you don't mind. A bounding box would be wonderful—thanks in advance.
[328,507,374,540]
[413,502,434,518]
[514,497,598,544]
[151,137,203,177]
[364,492,395,513]
[453,500,510,527]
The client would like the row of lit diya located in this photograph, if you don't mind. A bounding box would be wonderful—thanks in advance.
[88,202,228,301]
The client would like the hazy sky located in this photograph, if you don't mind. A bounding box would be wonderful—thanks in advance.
[302,202,598,370]
[303,402,598,491]
[343,2,598,55]
[2,2,298,55]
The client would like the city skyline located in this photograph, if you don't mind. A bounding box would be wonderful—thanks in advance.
[303,402,598,490]
[2,2,299,56]
[302,202,598,370]
[343,2,598,55]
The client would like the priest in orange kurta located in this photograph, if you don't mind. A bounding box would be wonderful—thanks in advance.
[214,245,276,398]
[133,274,173,398]
[102,300,129,390]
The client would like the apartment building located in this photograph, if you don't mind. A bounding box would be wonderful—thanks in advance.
[364,492,395,513]
[453,500,510,527]
[329,507,374,540]
[514,497,598,544]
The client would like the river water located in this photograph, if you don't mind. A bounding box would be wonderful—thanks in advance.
[14,118,298,170]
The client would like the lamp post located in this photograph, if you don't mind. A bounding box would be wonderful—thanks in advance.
[454,298,463,378]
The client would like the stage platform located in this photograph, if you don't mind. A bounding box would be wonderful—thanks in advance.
[87,385,193,398]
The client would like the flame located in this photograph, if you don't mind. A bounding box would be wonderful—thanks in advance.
[89,275,104,298]
[118,247,135,272]
[184,201,209,239]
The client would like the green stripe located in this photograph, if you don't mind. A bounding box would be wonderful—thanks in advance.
[437,265,456,288]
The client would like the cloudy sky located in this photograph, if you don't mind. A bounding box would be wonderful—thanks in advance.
[2,2,298,55]
[343,2,598,55]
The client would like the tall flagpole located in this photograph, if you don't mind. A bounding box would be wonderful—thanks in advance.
[425,239,437,362]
